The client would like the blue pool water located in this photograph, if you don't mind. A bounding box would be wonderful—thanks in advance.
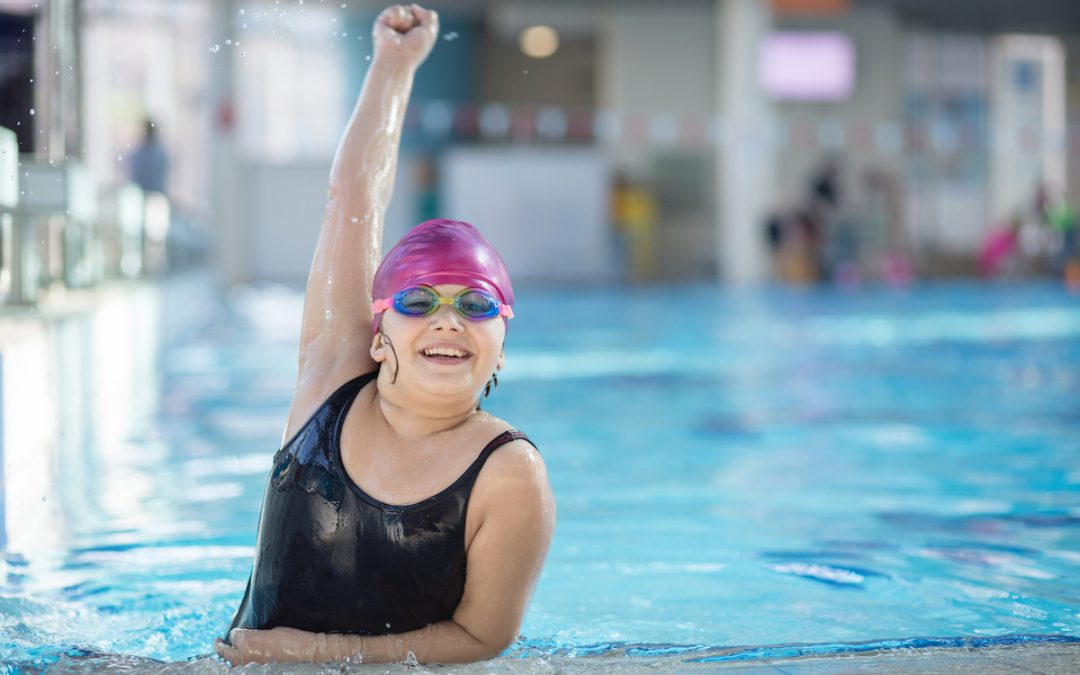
[2,282,1079,671]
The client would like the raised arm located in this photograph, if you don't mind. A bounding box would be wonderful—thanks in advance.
[216,441,557,665]
[288,5,438,432]
[285,5,440,436]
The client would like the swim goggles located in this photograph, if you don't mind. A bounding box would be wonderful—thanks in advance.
[373,286,514,321]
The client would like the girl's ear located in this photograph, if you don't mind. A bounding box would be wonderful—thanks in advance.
[370,331,387,363]
[496,348,505,372]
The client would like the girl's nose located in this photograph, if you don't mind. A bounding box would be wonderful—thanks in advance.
[429,304,465,331]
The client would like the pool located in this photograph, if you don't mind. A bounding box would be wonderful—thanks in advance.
[2,281,1079,671]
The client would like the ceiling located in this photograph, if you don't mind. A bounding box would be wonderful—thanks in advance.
[858,0,1080,33]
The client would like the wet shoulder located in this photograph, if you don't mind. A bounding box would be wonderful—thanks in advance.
[470,414,546,490]
[468,427,553,538]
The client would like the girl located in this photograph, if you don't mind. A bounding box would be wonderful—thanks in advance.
[214,4,555,665]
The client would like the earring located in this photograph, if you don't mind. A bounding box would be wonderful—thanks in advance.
[483,372,499,399]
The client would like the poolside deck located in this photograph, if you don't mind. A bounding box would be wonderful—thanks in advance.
[34,642,1080,673]
[690,643,1080,674]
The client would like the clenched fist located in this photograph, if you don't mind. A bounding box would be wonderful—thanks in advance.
[373,4,439,69]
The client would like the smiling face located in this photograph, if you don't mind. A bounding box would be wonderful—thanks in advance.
[371,284,506,404]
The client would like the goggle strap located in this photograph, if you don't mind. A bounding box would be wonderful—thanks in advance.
[372,298,392,313]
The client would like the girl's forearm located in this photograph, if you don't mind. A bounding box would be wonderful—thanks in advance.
[328,56,416,216]
[317,619,502,664]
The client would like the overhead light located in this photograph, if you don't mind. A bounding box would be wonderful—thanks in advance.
[520,25,559,59]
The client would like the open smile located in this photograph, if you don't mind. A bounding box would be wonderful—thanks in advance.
[419,345,474,364]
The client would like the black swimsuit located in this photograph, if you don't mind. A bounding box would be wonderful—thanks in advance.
[227,371,532,636]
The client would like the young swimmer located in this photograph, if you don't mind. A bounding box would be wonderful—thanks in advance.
[213,4,555,666]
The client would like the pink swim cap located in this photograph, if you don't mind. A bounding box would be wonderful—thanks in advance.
[371,219,514,333]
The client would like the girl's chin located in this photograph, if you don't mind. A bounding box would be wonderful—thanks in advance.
[414,375,483,399]
[383,365,488,401]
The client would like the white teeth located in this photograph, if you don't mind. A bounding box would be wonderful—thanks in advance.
[423,347,467,358]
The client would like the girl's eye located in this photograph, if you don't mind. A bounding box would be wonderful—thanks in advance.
[399,290,436,312]
[459,292,496,315]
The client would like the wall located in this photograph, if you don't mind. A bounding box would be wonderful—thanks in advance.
[479,35,596,109]
[1064,35,1080,208]
[771,4,906,214]
[240,157,421,284]
[441,146,614,283]
[598,0,716,122]
[597,0,718,279]
[244,161,328,283]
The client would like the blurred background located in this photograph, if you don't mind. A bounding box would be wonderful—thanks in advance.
[1,0,1080,667]
[1,0,1079,293]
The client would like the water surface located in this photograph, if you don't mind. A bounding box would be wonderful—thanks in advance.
[2,282,1078,671]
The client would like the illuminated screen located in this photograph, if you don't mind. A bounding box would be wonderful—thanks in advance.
[759,32,855,101]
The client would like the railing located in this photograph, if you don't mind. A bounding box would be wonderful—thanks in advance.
[0,124,203,309]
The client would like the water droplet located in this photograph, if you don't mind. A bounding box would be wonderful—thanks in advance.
[241,23,247,28]
[324,310,333,320]
[365,55,371,61]
[350,216,359,223]
[340,3,346,7]
[443,31,458,41]
[238,8,245,14]
[225,39,232,45]
[28,108,35,116]
[209,44,221,53]
[522,69,529,75]
[240,51,247,57]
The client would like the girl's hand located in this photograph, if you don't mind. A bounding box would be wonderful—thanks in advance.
[214,626,331,665]
[373,4,439,69]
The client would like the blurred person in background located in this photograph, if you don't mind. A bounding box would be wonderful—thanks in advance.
[611,171,657,282]
[214,4,555,666]
[762,206,819,286]
[1038,186,1079,282]
[128,117,168,195]
[981,183,1070,279]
